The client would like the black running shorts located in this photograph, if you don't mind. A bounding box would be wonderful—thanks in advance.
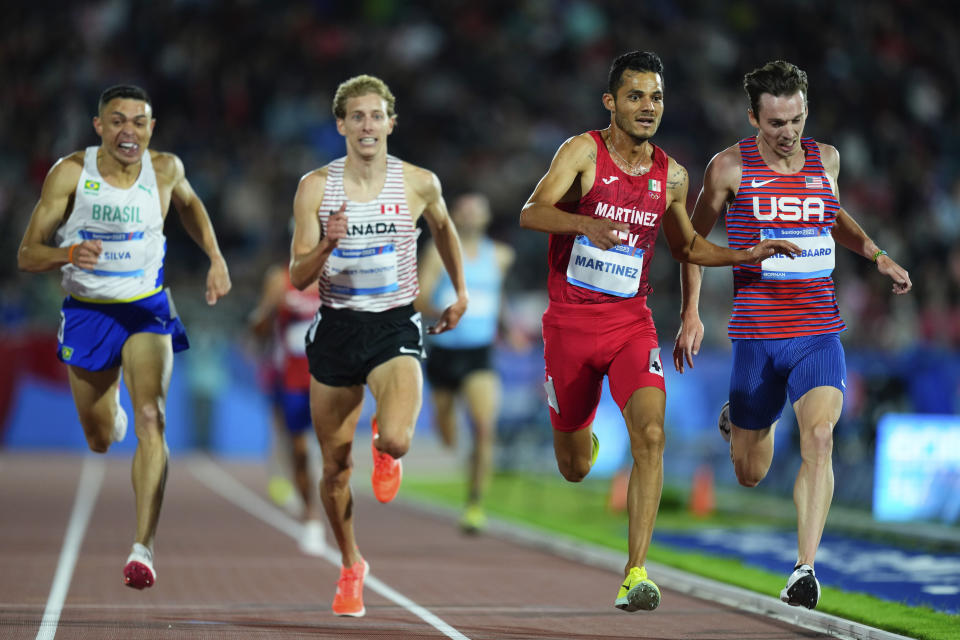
[425,345,493,391]
[305,304,424,387]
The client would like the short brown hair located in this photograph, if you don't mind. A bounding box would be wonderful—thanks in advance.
[743,60,808,116]
[332,74,396,120]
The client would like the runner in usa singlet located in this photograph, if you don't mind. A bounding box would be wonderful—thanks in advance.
[725,136,844,339]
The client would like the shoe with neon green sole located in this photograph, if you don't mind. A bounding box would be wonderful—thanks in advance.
[615,566,660,612]
[459,503,487,534]
[590,432,599,467]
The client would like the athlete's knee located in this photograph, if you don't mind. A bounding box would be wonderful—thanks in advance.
[734,461,768,487]
[84,431,111,454]
[629,420,665,457]
[556,455,590,483]
[76,409,111,453]
[801,422,834,463]
[134,401,165,433]
[321,456,353,489]
[375,425,412,459]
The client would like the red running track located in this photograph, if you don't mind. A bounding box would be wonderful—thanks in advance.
[0,452,838,639]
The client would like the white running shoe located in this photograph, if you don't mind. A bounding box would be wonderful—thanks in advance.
[299,520,326,556]
[123,542,156,589]
[112,406,128,444]
[780,564,820,609]
[112,386,128,444]
[717,401,732,443]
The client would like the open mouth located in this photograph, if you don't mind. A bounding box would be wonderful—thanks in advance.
[118,141,139,154]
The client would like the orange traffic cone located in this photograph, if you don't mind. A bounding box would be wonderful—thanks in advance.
[689,464,715,518]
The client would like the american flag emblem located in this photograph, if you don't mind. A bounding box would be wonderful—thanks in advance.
[381,204,398,215]
[805,175,823,189]
[648,179,662,192]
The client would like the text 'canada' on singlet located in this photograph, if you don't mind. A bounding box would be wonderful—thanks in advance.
[546,130,668,305]
[275,270,320,391]
[726,136,845,339]
[316,155,420,313]
[429,237,502,349]
[55,147,165,302]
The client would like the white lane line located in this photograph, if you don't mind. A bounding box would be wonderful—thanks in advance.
[189,456,470,640]
[36,456,105,640]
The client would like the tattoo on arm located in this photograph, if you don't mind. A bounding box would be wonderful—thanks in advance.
[667,164,688,191]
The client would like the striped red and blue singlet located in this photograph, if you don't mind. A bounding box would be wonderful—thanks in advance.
[725,136,845,339]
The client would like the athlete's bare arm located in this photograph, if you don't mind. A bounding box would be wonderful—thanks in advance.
[414,240,445,317]
[519,134,628,250]
[661,155,798,267]
[249,265,288,337]
[156,152,231,305]
[817,143,912,294]
[289,168,347,291]
[17,153,103,272]
[411,165,468,334]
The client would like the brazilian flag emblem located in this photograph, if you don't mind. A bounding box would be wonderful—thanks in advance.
[62,346,74,361]
[84,180,100,192]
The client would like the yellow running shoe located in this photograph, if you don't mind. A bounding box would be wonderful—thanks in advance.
[590,432,599,467]
[268,476,295,508]
[459,503,487,534]
[615,566,660,612]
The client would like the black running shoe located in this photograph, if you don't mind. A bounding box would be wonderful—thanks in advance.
[780,564,820,609]
[718,401,732,442]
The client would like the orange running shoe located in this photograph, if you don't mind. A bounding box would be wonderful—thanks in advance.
[332,558,369,617]
[370,418,402,503]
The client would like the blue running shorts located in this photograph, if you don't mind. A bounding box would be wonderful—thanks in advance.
[57,288,189,371]
[729,333,845,430]
[279,390,312,435]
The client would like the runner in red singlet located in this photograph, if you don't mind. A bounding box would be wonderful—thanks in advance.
[520,50,802,613]
[673,60,912,610]
[250,264,325,556]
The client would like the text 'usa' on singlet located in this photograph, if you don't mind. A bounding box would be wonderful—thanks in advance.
[55,147,165,302]
[275,270,321,391]
[726,136,845,339]
[316,155,420,312]
[430,237,502,349]
[547,130,668,305]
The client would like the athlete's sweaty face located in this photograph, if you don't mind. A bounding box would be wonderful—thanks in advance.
[93,98,155,166]
[336,93,396,159]
[750,91,808,160]
[608,70,664,142]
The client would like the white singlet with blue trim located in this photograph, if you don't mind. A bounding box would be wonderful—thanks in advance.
[55,147,166,302]
[316,155,420,312]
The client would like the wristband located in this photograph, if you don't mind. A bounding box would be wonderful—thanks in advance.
[872,249,888,263]
[67,243,78,265]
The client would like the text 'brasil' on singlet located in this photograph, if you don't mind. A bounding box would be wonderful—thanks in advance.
[726,136,845,339]
[55,147,166,302]
[547,130,668,305]
[316,155,420,313]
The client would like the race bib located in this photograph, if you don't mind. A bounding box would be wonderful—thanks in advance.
[80,229,151,277]
[566,235,644,297]
[760,227,835,280]
[327,244,399,295]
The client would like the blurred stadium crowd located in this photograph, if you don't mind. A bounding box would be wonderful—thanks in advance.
[1,1,957,504]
